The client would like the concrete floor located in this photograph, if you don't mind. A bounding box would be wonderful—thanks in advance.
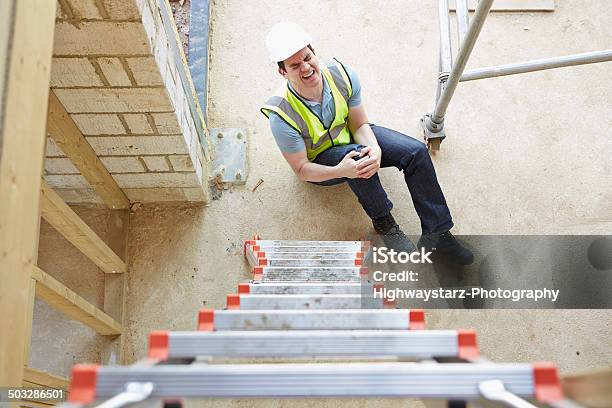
[31,0,611,405]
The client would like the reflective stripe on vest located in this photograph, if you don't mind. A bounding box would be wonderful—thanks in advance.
[261,59,353,161]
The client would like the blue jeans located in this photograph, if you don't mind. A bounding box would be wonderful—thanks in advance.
[312,124,453,234]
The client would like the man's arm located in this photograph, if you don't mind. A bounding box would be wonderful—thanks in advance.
[282,149,361,182]
[348,104,381,179]
[270,112,362,182]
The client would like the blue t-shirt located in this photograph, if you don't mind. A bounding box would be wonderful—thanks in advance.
[268,62,362,154]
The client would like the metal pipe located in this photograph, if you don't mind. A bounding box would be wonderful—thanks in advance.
[460,49,612,81]
[438,0,453,76]
[432,0,493,123]
[456,0,470,47]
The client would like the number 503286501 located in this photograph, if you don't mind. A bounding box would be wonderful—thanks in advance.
[4,388,65,401]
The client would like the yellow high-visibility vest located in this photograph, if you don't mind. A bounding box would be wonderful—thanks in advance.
[261,59,353,161]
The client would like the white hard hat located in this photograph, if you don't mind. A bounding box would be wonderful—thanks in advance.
[266,22,313,63]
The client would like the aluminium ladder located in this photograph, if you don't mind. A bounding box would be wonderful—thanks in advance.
[65,235,565,408]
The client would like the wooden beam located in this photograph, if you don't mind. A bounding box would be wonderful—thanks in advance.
[47,90,130,209]
[40,181,127,274]
[0,0,56,388]
[19,401,55,408]
[22,367,69,390]
[32,266,122,335]
[449,0,554,11]
[24,278,37,360]
[102,210,130,364]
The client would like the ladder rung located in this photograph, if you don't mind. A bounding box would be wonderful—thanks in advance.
[69,362,562,403]
[226,294,383,310]
[148,329,479,360]
[255,266,363,282]
[254,246,360,252]
[197,309,425,331]
[240,282,370,295]
[265,259,360,267]
[254,240,362,247]
[263,252,360,260]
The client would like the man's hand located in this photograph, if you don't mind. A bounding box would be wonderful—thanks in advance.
[334,150,362,179]
[355,146,381,179]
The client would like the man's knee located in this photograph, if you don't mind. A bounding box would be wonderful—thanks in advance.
[399,139,429,170]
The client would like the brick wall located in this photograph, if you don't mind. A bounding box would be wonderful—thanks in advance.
[47,0,210,203]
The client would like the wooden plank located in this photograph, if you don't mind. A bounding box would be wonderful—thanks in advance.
[102,210,129,365]
[24,278,37,360]
[22,367,69,390]
[19,400,56,408]
[47,90,130,209]
[0,0,56,388]
[32,266,122,335]
[40,181,127,274]
[449,0,554,11]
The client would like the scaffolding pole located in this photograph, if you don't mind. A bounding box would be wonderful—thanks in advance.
[460,49,612,81]
[456,0,470,48]
[438,0,454,77]
[421,0,494,148]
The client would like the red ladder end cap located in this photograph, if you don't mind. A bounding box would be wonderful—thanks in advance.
[258,258,268,266]
[197,309,215,331]
[533,362,564,402]
[69,364,99,404]
[227,294,241,309]
[359,266,369,276]
[148,331,169,360]
[252,266,264,280]
[354,258,363,266]
[457,329,479,359]
[409,309,425,330]
[243,240,255,257]
[238,283,250,294]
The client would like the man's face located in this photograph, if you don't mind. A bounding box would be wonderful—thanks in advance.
[279,46,321,90]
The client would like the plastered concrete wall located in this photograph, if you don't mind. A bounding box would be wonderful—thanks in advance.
[46,0,209,203]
